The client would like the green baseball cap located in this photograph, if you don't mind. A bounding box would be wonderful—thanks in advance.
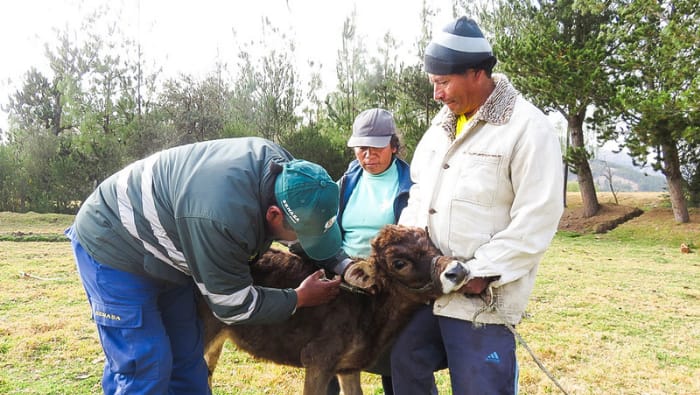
[274,159,342,260]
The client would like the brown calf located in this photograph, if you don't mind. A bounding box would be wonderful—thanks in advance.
[198,224,469,395]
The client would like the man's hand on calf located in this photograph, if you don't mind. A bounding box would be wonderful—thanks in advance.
[295,269,341,308]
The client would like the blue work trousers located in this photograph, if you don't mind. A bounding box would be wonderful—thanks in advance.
[390,304,518,395]
[67,228,211,395]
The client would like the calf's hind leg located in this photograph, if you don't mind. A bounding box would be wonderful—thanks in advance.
[202,330,228,387]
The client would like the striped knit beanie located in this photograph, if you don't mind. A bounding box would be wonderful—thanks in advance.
[424,16,496,75]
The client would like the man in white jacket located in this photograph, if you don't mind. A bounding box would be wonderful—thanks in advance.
[390,16,564,394]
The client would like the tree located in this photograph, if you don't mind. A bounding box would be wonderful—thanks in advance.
[392,1,442,163]
[298,59,326,127]
[3,7,156,210]
[281,124,349,180]
[5,68,63,134]
[0,143,20,211]
[478,0,618,217]
[601,161,620,204]
[326,10,370,133]
[680,142,700,206]
[229,17,302,143]
[159,72,230,145]
[118,110,178,162]
[596,0,699,222]
[361,32,401,109]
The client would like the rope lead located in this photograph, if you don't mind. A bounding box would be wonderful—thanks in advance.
[473,286,570,395]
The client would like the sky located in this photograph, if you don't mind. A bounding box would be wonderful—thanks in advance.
[0,0,457,132]
[0,1,662,176]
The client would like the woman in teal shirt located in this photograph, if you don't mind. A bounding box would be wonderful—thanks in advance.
[331,108,413,395]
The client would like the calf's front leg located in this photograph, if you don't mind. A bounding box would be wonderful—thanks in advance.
[302,367,336,395]
[338,371,363,395]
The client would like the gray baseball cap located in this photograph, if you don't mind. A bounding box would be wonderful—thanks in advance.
[347,108,396,148]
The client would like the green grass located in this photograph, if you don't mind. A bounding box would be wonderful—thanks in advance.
[566,182,580,192]
[523,233,699,393]
[0,211,74,242]
[0,198,698,394]
[0,211,74,233]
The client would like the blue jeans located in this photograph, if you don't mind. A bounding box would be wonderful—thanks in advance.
[390,304,518,394]
[67,227,210,394]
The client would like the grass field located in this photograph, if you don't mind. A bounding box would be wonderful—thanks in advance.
[1,193,698,394]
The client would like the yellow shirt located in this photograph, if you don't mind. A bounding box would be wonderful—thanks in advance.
[455,114,473,139]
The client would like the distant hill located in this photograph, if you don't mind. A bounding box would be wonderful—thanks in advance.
[568,150,667,192]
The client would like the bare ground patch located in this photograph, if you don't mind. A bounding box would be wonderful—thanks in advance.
[559,192,667,234]
[559,203,644,234]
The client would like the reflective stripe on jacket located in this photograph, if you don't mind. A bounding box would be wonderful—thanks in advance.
[74,137,299,325]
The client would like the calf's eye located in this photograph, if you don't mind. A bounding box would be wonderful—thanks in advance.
[392,259,407,270]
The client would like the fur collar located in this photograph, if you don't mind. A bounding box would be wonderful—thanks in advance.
[435,73,519,139]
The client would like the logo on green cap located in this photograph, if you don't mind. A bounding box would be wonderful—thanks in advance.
[274,159,342,260]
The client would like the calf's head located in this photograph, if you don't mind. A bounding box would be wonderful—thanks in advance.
[343,225,470,298]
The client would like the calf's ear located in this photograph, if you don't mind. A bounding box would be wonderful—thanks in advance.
[344,261,377,293]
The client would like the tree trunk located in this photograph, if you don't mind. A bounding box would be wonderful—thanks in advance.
[661,141,690,223]
[563,125,570,208]
[568,115,599,217]
[563,161,569,208]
